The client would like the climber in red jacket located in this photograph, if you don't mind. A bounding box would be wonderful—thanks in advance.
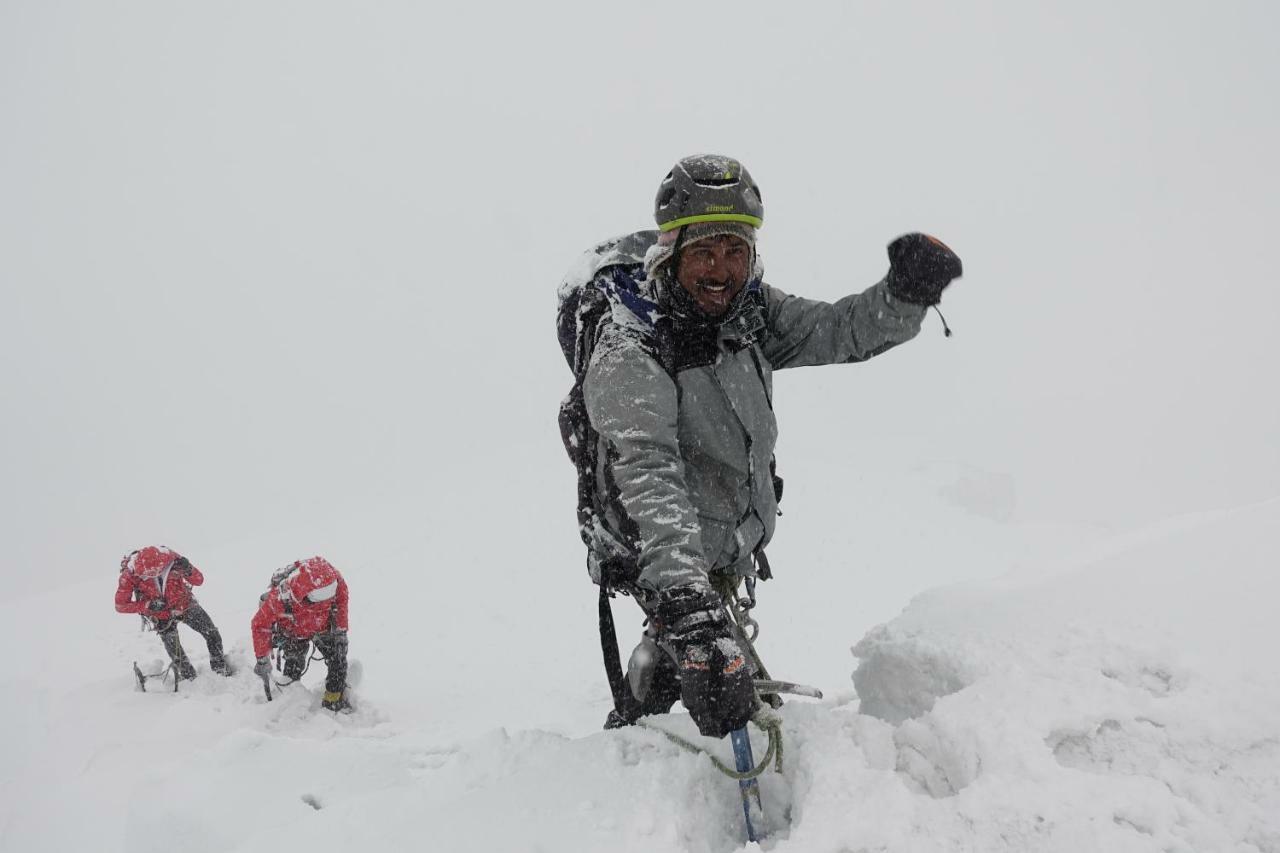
[115,545,230,679]
[251,556,351,712]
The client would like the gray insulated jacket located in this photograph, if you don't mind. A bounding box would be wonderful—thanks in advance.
[583,268,926,595]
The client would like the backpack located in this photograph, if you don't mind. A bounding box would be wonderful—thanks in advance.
[556,230,661,591]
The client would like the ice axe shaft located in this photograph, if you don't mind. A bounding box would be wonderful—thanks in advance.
[730,727,767,843]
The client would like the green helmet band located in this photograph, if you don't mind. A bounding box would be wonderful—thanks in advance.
[658,212,765,233]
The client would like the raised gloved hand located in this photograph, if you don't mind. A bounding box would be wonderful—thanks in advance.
[147,598,168,613]
[170,556,192,576]
[253,657,272,680]
[654,587,755,739]
[885,233,963,306]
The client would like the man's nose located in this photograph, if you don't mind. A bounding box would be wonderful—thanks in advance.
[706,255,730,280]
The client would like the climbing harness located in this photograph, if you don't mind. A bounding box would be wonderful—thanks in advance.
[270,640,324,687]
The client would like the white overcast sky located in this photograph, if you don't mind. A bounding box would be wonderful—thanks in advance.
[2,1,1277,594]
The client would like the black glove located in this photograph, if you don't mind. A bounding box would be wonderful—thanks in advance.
[253,657,272,679]
[171,556,192,576]
[654,588,755,739]
[885,233,963,306]
[147,598,168,613]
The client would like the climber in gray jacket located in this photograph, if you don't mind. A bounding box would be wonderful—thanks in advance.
[569,153,962,736]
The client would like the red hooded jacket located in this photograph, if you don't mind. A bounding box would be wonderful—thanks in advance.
[115,562,204,621]
[250,558,349,658]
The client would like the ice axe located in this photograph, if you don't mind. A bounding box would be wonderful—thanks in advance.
[133,661,178,693]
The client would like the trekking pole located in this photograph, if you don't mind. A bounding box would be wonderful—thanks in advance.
[260,667,273,702]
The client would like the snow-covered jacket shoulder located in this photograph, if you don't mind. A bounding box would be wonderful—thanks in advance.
[583,267,926,595]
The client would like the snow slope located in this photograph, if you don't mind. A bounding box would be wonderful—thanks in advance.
[4,499,1275,852]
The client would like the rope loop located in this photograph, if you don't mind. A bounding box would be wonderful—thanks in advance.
[638,703,783,780]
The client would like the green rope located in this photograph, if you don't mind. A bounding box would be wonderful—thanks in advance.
[638,705,784,781]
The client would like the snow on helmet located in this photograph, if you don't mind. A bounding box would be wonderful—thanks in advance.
[284,557,340,603]
[654,154,764,233]
[127,545,178,580]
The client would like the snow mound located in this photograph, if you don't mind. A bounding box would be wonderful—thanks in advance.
[830,499,1280,852]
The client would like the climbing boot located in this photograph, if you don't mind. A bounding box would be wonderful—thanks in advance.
[321,691,352,713]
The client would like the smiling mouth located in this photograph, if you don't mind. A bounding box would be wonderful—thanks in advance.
[697,281,730,294]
